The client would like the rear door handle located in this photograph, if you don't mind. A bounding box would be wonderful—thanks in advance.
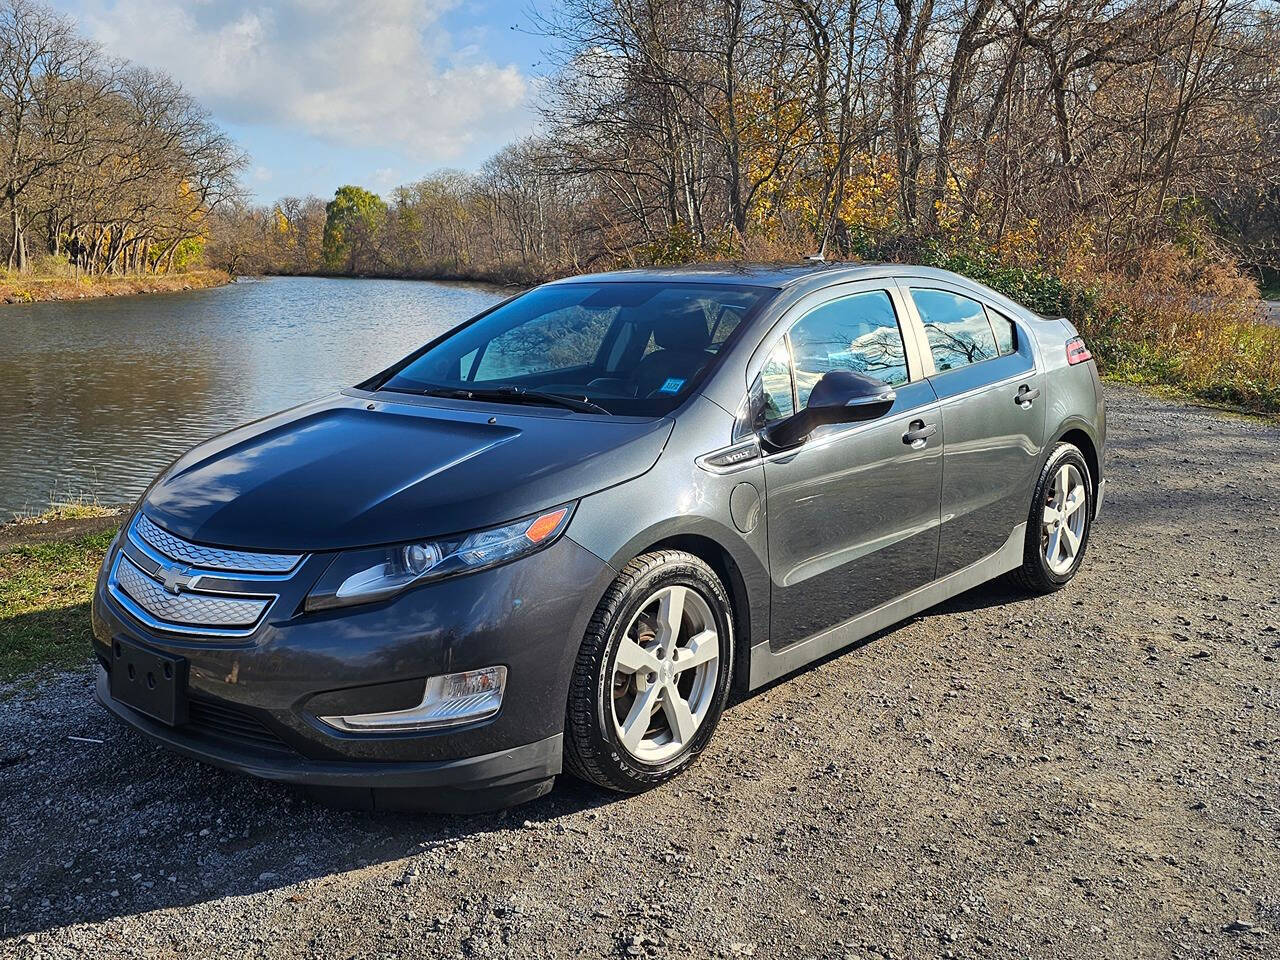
[902,420,937,448]
[1015,385,1040,408]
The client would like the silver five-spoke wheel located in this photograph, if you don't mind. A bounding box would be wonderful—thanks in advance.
[610,585,719,764]
[1042,462,1087,575]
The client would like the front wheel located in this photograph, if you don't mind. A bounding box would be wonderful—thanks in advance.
[1012,442,1094,593]
[564,550,733,793]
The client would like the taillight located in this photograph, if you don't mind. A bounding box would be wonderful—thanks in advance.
[1066,336,1092,365]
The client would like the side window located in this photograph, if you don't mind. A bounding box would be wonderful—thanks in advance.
[988,308,1018,356]
[757,339,795,425]
[788,290,909,409]
[910,289,999,373]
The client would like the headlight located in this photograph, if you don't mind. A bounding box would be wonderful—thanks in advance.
[304,504,574,611]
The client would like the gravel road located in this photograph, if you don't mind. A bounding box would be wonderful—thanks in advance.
[2,384,1277,960]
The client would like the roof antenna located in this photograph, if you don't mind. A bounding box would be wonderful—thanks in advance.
[806,227,832,264]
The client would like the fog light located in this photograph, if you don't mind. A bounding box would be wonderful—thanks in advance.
[318,666,507,733]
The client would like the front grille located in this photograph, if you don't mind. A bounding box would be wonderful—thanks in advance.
[187,698,292,753]
[114,554,269,629]
[108,514,303,638]
[135,514,300,573]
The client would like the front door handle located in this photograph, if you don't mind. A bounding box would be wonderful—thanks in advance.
[1015,385,1041,408]
[902,420,937,449]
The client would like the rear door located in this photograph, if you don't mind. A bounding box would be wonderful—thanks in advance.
[757,282,944,649]
[897,281,1046,576]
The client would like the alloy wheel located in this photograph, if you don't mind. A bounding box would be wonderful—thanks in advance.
[609,585,720,764]
[1042,462,1087,575]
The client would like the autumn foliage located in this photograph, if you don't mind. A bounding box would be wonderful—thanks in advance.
[208,0,1280,410]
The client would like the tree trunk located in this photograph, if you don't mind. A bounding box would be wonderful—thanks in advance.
[8,193,28,272]
[927,0,995,231]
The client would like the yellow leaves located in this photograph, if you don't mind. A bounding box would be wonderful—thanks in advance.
[838,152,899,235]
[720,83,816,231]
[637,222,701,266]
[996,222,1039,261]
[274,208,291,235]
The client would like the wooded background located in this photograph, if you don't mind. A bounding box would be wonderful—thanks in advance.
[4,0,1280,407]
[0,0,241,277]
[212,0,1280,291]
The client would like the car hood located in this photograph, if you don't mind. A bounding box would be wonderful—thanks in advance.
[142,392,674,552]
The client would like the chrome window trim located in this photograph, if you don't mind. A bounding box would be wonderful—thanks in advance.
[737,279,928,442]
[744,279,929,390]
[727,276,1039,467]
[893,278,1045,379]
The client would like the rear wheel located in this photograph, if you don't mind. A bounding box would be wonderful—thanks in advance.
[564,551,733,793]
[1012,442,1094,593]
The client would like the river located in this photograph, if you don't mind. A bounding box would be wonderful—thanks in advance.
[0,276,510,519]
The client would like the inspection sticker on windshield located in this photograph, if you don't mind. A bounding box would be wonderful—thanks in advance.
[658,378,685,394]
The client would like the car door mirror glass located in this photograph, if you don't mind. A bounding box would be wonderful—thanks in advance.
[761,370,897,450]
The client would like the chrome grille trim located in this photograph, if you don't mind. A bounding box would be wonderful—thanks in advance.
[113,554,270,631]
[134,514,301,574]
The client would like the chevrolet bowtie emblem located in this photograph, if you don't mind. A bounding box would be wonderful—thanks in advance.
[160,565,197,595]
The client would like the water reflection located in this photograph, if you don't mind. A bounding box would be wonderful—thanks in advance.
[0,276,508,518]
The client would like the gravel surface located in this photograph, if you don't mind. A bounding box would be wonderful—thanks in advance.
[2,384,1277,959]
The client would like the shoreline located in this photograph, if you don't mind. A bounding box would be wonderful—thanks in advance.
[0,506,126,552]
[261,264,556,288]
[1,269,232,305]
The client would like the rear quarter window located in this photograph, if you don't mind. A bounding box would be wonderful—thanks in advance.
[988,308,1018,357]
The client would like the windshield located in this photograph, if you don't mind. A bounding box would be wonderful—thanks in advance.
[377,281,775,416]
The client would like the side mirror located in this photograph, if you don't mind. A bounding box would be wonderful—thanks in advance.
[762,370,897,451]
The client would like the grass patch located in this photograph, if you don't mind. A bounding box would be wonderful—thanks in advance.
[0,526,117,682]
[9,501,119,525]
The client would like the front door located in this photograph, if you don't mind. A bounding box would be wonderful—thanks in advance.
[759,285,945,650]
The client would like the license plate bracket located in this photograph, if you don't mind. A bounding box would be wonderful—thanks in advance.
[109,637,188,726]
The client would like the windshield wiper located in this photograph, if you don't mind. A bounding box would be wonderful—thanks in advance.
[417,384,612,416]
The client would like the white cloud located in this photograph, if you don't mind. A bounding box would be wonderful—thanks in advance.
[371,166,399,191]
[72,0,532,162]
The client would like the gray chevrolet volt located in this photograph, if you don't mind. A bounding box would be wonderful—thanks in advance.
[92,263,1106,810]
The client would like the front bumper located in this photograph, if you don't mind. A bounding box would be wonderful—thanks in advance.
[94,666,561,810]
[91,527,616,807]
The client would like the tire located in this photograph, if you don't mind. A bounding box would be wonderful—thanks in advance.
[1011,441,1094,594]
[564,550,734,793]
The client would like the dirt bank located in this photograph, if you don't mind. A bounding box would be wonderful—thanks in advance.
[0,384,1276,958]
[0,270,231,305]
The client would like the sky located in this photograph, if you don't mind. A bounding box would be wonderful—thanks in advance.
[49,0,554,203]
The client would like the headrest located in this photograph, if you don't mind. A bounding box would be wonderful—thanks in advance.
[651,304,711,352]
